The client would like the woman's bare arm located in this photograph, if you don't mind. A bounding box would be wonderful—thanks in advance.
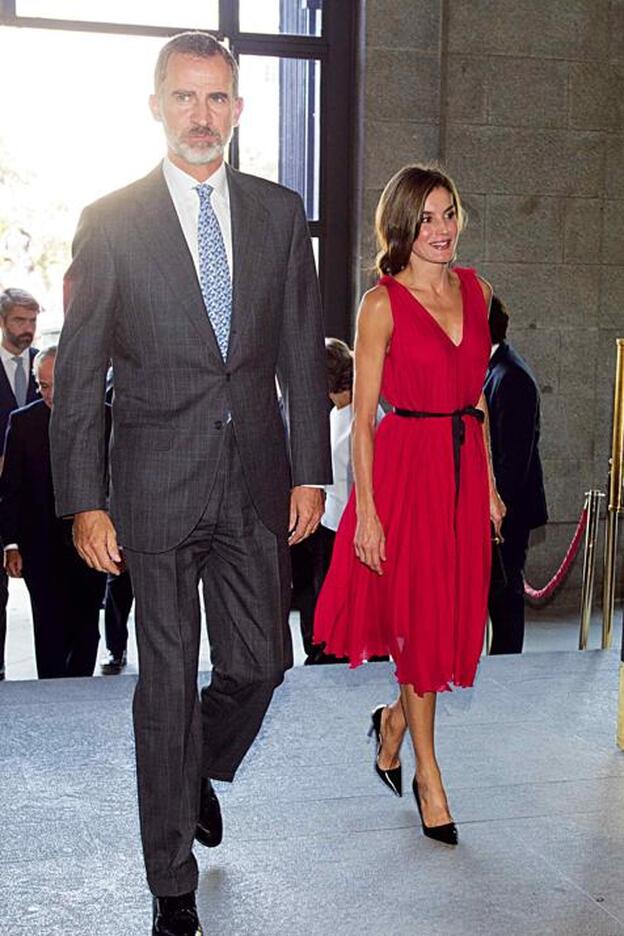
[351,285,393,573]
[477,390,506,537]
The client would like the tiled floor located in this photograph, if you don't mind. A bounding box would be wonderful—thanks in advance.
[2,650,624,935]
[3,581,624,934]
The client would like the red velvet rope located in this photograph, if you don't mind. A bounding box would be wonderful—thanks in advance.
[523,506,588,602]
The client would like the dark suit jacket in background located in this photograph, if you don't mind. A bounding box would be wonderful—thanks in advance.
[0,399,105,677]
[0,347,40,448]
[50,163,332,550]
[0,347,39,672]
[0,400,57,555]
[484,341,547,531]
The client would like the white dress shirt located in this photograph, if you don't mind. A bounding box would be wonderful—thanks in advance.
[162,157,233,278]
[322,403,385,531]
[0,344,31,399]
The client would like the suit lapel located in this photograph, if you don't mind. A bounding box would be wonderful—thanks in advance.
[226,166,270,365]
[0,350,41,409]
[487,341,507,375]
[133,166,224,364]
[26,348,40,404]
[0,357,16,409]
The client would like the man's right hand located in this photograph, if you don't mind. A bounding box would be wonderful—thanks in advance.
[73,510,122,575]
[4,548,23,578]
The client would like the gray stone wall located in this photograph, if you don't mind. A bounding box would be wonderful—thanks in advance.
[361,0,624,610]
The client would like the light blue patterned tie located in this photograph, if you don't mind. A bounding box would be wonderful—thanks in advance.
[13,355,27,407]
[196,183,232,361]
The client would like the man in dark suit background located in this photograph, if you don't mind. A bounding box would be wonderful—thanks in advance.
[100,373,134,675]
[485,296,548,655]
[50,32,331,935]
[100,568,133,673]
[0,287,41,680]
[0,347,105,677]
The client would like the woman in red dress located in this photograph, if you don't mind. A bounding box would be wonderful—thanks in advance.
[314,165,505,844]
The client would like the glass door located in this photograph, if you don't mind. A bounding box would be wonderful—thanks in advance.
[0,0,360,338]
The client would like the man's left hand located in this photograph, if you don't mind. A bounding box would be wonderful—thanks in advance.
[288,486,325,545]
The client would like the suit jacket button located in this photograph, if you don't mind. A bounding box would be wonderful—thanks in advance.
[225,373,231,381]
[214,420,223,430]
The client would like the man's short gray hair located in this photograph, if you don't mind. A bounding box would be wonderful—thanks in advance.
[33,345,57,375]
[154,31,239,97]
[0,288,40,318]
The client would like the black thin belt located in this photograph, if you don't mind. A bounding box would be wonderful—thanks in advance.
[394,406,485,502]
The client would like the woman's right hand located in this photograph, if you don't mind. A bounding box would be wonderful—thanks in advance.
[354,512,386,575]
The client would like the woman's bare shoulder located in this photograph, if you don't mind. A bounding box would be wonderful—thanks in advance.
[357,283,393,333]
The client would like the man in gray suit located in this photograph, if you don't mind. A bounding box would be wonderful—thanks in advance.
[50,32,331,936]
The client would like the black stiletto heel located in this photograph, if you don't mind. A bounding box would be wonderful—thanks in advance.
[367,705,402,797]
[412,778,458,846]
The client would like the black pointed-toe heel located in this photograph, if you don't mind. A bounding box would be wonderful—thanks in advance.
[412,778,458,846]
[367,705,402,797]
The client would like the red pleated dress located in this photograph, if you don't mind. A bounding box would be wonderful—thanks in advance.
[314,268,492,694]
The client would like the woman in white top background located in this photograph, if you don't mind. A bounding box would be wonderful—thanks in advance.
[292,339,384,664]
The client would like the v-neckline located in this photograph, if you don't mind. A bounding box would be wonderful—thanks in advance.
[392,272,466,349]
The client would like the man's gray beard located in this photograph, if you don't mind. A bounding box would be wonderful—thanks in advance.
[167,132,225,166]
[12,335,33,350]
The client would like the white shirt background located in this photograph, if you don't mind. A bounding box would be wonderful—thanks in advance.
[0,345,31,399]
[322,403,385,532]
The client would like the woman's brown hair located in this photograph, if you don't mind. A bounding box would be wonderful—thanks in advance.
[375,164,465,277]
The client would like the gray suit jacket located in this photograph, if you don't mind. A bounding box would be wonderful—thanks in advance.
[50,163,331,553]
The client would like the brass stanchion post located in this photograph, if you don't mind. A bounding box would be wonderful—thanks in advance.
[603,340,624,651]
[606,339,624,750]
[579,490,604,650]
[618,630,624,749]
[603,512,620,649]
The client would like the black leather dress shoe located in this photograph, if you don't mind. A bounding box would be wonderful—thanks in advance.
[152,892,202,935]
[195,777,223,848]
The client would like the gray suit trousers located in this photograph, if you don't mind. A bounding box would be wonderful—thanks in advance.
[125,426,292,896]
